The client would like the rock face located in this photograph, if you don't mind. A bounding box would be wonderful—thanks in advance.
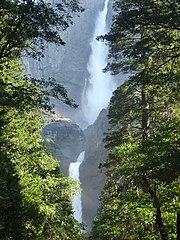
[24,0,113,127]
[42,116,85,175]
[81,109,109,232]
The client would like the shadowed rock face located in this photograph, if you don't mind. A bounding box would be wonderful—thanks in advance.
[81,109,109,232]
[42,118,85,175]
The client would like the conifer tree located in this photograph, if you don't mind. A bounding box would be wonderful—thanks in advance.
[91,0,180,239]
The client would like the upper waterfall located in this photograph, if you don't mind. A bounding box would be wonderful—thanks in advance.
[82,0,115,127]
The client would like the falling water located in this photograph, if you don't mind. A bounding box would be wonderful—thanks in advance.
[69,0,115,225]
[69,151,85,223]
[82,0,115,126]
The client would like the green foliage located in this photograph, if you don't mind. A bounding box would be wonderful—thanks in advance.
[92,101,179,239]
[0,59,84,239]
[0,0,84,61]
[91,0,180,239]
[0,0,86,239]
[100,0,180,75]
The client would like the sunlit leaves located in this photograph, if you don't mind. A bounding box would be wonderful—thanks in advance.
[0,87,83,239]
[0,0,86,239]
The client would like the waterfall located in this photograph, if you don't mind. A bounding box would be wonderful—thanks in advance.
[69,151,85,223]
[82,0,115,126]
[69,0,115,226]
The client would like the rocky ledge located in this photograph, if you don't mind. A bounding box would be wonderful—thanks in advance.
[41,112,85,175]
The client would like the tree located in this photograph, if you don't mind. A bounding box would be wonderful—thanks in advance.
[0,0,87,239]
[91,77,179,239]
[91,0,180,239]
[100,0,180,75]
[0,60,85,239]
[0,0,84,61]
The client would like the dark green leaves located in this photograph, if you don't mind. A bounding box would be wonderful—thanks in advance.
[0,0,84,61]
[92,0,180,239]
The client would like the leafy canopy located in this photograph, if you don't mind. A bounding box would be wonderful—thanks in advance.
[91,0,180,239]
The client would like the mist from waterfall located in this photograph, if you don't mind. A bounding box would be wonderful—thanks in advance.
[69,151,85,223]
[82,0,115,126]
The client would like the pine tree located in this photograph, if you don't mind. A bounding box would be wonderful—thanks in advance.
[91,0,180,239]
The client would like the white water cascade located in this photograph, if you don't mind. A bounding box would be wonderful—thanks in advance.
[82,0,115,126]
[69,151,85,223]
[69,0,115,225]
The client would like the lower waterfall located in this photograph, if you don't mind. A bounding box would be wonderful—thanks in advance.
[69,151,85,223]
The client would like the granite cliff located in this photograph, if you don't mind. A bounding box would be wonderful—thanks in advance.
[81,109,109,232]
[24,0,113,127]
[41,113,85,175]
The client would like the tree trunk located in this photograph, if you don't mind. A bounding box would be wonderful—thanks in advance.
[156,207,168,240]
[142,174,168,240]
[177,212,180,240]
